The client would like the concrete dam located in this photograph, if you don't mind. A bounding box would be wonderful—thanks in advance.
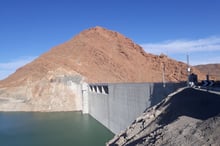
[81,82,185,134]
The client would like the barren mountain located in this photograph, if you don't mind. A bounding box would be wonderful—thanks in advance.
[0,26,205,111]
[0,26,204,87]
[194,64,220,80]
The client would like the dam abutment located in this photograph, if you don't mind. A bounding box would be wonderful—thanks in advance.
[84,82,185,134]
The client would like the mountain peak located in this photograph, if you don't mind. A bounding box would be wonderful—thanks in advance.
[89,26,107,31]
[0,27,205,87]
[80,26,122,39]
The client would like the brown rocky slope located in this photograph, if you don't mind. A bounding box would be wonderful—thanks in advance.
[0,26,205,111]
[194,64,220,80]
[107,88,220,146]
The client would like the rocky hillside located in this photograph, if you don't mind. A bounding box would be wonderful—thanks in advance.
[0,26,204,87]
[107,88,220,146]
[0,26,205,111]
[194,64,220,80]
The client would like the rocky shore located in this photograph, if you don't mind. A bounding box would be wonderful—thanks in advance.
[0,69,83,112]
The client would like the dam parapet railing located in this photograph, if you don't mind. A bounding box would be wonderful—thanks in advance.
[83,82,186,134]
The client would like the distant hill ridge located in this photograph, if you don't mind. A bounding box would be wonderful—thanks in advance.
[194,64,220,80]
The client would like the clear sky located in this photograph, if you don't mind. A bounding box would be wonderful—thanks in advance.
[0,0,220,80]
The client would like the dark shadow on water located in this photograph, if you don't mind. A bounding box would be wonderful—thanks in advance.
[158,88,220,125]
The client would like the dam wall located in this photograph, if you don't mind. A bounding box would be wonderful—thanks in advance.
[87,82,185,134]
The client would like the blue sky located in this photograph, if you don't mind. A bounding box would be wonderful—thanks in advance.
[0,0,220,80]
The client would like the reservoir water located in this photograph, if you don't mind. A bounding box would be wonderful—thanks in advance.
[0,112,114,146]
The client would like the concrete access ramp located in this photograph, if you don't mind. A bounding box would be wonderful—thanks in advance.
[87,82,185,134]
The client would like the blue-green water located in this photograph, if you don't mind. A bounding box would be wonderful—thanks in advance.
[0,112,114,146]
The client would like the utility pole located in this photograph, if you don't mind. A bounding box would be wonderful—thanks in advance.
[162,62,166,87]
[187,54,191,86]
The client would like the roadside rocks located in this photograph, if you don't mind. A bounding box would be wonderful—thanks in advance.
[107,88,220,146]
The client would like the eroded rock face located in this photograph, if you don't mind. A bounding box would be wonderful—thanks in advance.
[0,68,84,111]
